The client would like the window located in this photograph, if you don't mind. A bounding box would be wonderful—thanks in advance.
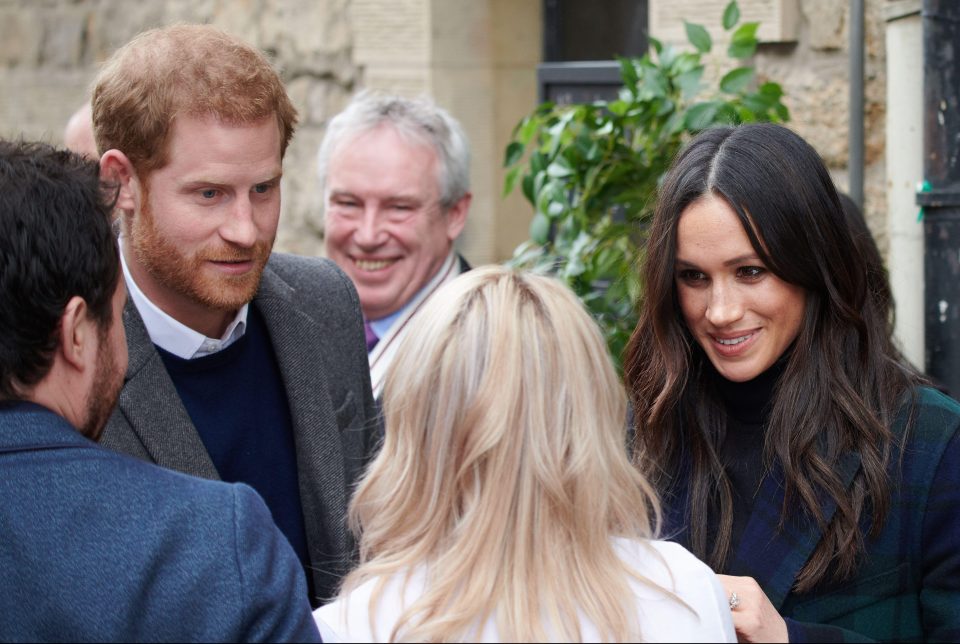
[543,0,648,62]
[538,0,648,104]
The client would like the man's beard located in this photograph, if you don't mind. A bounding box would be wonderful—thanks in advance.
[129,198,273,313]
[81,328,124,442]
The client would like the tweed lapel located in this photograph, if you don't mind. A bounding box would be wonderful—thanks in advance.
[728,450,862,609]
[254,267,350,568]
[117,298,219,479]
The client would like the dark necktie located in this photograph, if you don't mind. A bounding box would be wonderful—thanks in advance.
[364,319,379,352]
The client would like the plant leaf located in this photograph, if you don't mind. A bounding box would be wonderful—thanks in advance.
[670,51,701,75]
[676,66,705,99]
[530,151,546,174]
[503,166,522,197]
[722,1,740,30]
[684,21,712,54]
[656,98,676,117]
[504,141,524,168]
[720,67,755,94]
[728,40,757,59]
[521,173,535,204]
[685,101,720,130]
[530,212,550,244]
[547,157,574,179]
[639,67,670,100]
[607,99,630,117]
[732,21,760,42]
[728,22,759,58]
[618,57,639,92]
[758,81,783,99]
[517,116,540,146]
[715,103,739,124]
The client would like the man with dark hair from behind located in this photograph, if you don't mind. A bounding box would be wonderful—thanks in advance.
[0,140,321,642]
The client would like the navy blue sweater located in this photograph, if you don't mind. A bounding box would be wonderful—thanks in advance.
[157,306,313,596]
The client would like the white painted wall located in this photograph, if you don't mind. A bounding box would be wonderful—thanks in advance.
[885,0,924,367]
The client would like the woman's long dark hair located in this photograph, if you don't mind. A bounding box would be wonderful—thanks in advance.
[624,123,920,591]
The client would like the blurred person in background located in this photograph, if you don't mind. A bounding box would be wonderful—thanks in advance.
[63,102,98,160]
[318,91,471,399]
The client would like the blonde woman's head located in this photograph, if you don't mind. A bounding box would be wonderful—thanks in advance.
[345,266,663,642]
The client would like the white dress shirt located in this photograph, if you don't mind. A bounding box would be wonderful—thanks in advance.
[119,239,248,360]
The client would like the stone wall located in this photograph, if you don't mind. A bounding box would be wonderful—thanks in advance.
[757,0,889,252]
[0,0,359,256]
[0,0,541,263]
[649,0,890,252]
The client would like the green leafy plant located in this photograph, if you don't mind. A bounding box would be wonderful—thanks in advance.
[504,0,789,368]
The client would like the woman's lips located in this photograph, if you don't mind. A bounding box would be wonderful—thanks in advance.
[710,329,760,357]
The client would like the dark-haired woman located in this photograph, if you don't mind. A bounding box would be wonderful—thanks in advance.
[625,123,960,642]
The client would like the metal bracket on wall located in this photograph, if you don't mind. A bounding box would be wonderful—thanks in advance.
[916,187,960,208]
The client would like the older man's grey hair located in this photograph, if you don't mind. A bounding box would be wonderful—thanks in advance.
[317,90,471,210]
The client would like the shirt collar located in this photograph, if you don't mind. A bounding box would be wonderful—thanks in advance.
[119,237,249,360]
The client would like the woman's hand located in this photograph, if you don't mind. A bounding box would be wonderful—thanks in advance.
[717,574,789,643]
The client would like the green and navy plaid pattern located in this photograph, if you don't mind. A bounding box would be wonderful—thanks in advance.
[665,386,960,642]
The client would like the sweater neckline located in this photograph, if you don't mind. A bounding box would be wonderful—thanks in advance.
[711,355,787,426]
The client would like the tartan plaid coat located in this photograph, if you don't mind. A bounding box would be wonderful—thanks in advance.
[665,386,960,642]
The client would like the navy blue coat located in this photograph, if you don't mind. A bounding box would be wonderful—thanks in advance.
[0,402,321,642]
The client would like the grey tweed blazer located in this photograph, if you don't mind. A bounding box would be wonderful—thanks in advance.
[100,253,381,605]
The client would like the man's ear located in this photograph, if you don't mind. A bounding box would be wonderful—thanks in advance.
[444,192,471,241]
[99,149,142,215]
[58,296,95,372]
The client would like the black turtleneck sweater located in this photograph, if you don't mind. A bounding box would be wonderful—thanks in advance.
[714,358,785,549]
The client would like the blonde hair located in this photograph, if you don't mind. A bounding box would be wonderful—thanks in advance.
[92,24,298,177]
[341,266,669,642]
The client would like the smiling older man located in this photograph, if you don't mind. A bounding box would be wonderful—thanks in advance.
[318,92,472,397]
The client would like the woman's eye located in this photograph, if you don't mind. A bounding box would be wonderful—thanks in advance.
[738,266,766,279]
[678,269,707,283]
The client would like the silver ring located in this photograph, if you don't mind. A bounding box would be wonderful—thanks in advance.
[729,591,741,610]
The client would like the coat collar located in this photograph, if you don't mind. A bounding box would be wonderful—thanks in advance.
[663,440,863,610]
[726,450,863,609]
[0,402,92,452]
[119,295,219,477]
